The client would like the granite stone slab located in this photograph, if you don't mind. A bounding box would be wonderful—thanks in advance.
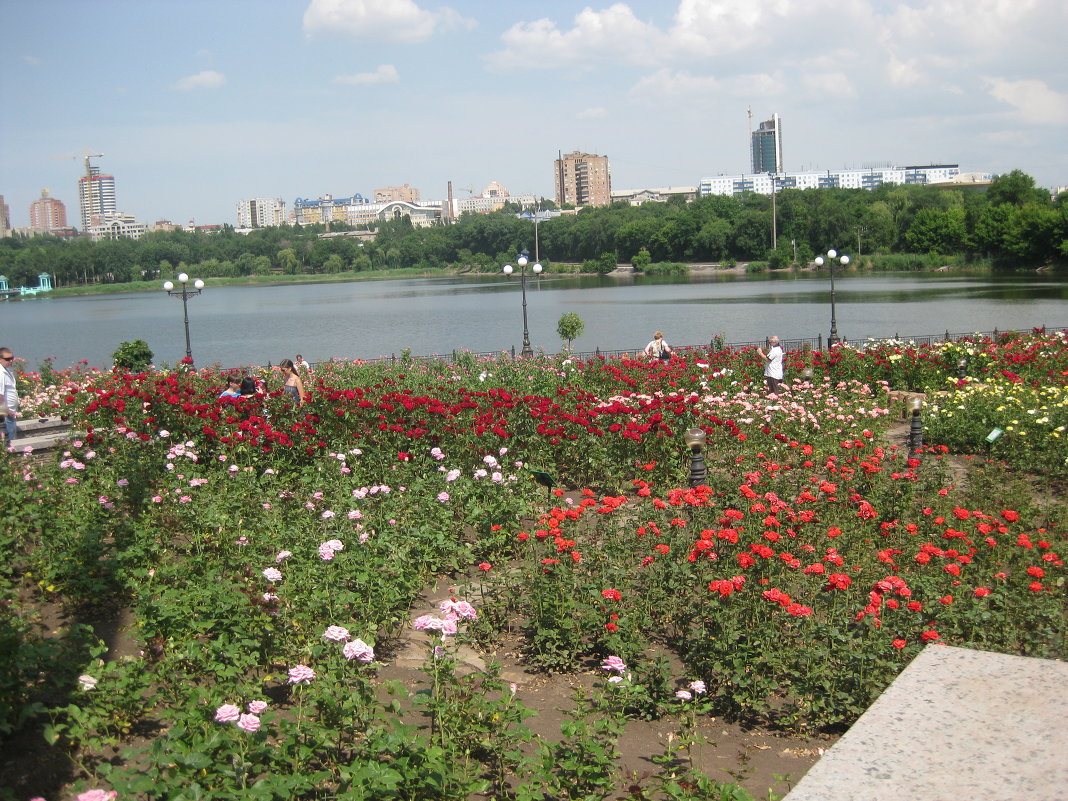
[784,645,1068,801]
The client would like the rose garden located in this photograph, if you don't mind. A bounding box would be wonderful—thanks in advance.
[1,331,1065,800]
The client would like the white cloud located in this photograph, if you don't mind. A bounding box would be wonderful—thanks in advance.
[983,77,1068,125]
[883,0,1047,51]
[885,54,923,87]
[631,69,719,99]
[669,0,796,54]
[802,72,856,99]
[334,64,400,86]
[171,71,226,91]
[723,72,786,98]
[23,55,41,66]
[304,0,474,44]
[487,4,666,70]
[577,107,608,120]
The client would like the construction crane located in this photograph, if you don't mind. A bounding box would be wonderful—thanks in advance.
[53,149,104,231]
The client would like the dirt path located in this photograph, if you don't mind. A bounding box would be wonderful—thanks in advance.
[378,578,829,799]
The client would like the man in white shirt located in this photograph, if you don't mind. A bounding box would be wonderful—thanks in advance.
[757,335,784,394]
[0,347,19,444]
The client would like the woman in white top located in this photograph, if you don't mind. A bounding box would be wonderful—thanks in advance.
[643,331,672,362]
[757,335,784,393]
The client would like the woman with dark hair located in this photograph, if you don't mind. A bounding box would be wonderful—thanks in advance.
[219,374,243,398]
[279,359,306,403]
[239,376,258,397]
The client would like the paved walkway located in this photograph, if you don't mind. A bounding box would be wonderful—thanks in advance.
[784,645,1068,801]
[3,416,72,457]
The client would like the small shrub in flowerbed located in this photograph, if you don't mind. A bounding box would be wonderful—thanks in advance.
[0,332,1065,799]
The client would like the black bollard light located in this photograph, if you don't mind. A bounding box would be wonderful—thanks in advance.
[908,396,924,460]
[958,357,967,380]
[684,427,708,488]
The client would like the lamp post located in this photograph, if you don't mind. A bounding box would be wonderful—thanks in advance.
[529,198,542,263]
[814,249,849,347]
[162,272,205,365]
[769,172,778,251]
[684,427,708,488]
[502,248,542,357]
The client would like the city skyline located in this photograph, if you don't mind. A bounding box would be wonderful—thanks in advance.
[2,0,1066,229]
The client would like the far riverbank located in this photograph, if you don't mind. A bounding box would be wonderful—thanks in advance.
[6,256,1038,302]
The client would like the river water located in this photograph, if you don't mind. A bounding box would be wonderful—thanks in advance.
[2,271,1067,370]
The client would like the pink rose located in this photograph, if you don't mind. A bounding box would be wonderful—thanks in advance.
[237,713,261,733]
[214,703,241,723]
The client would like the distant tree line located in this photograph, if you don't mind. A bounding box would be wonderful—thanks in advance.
[1,169,1064,288]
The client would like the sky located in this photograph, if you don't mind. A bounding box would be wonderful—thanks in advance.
[2,0,1067,228]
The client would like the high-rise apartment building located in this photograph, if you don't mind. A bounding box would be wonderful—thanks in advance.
[373,184,420,203]
[751,114,783,174]
[237,197,287,229]
[0,195,10,237]
[29,190,68,232]
[78,169,117,231]
[554,151,612,207]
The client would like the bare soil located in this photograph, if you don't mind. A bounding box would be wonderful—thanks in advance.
[2,568,828,801]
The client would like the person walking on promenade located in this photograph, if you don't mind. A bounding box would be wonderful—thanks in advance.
[0,347,20,445]
[279,359,307,404]
[644,331,673,362]
[757,335,784,394]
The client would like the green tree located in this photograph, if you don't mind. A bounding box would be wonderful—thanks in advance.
[905,207,967,255]
[556,312,585,350]
[277,248,300,275]
[766,244,793,269]
[731,210,770,259]
[323,254,345,273]
[986,170,1049,208]
[112,339,154,371]
[1000,204,1059,263]
[615,218,664,262]
[693,218,731,261]
[631,248,652,270]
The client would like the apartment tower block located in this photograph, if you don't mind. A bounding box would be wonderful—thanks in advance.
[29,190,68,232]
[554,151,612,207]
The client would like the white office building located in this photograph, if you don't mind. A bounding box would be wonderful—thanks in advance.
[699,165,963,197]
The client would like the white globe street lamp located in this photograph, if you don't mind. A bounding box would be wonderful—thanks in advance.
[814,249,850,347]
[162,273,206,365]
[502,248,542,356]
